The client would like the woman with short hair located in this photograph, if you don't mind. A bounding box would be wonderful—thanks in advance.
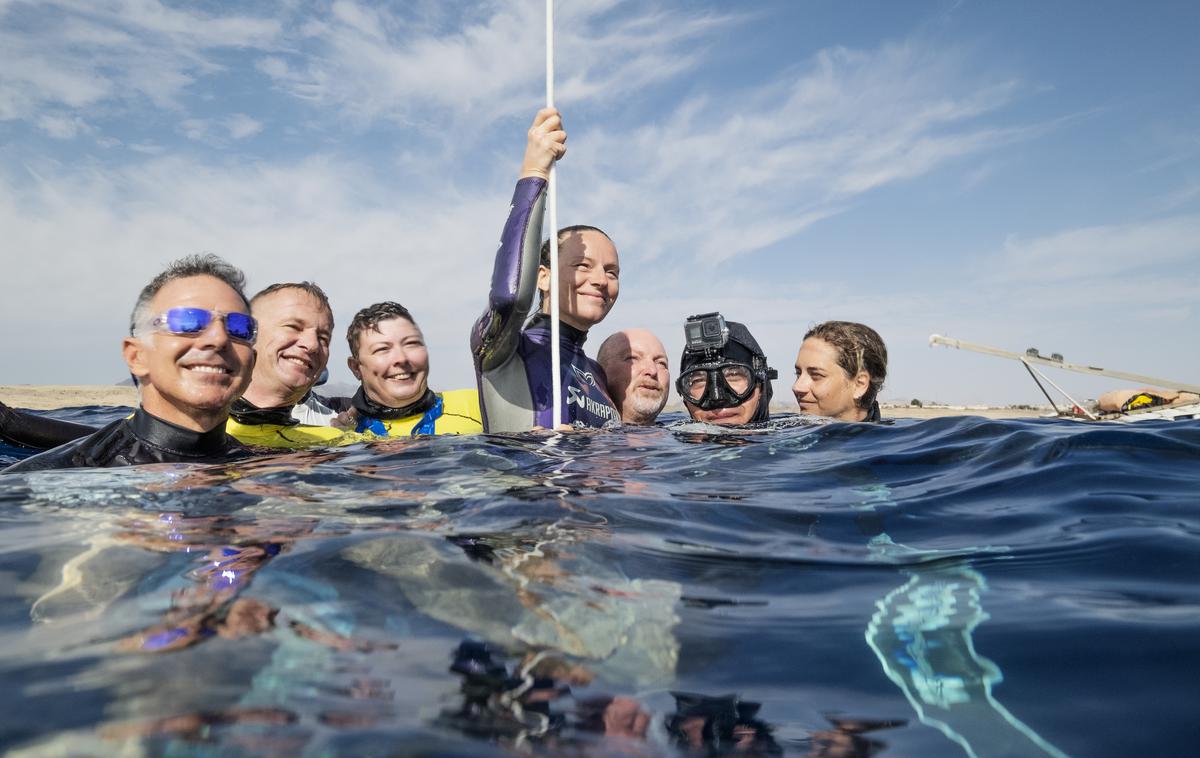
[341,302,482,436]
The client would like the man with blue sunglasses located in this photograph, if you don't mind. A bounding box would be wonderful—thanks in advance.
[5,254,256,471]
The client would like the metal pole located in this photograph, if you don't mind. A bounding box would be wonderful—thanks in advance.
[930,334,1200,394]
[546,0,562,428]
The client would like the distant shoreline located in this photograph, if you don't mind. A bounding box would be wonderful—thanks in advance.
[1,385,1046,419]
[0,385,137,410]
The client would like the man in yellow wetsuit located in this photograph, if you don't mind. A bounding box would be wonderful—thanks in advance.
[222,281,354,448]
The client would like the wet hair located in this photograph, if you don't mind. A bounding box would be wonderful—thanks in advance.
[803,321,888,409]
[251,281,334,328]
[346,301,417,357]
[129,253,249,335]
[537,225,615,309]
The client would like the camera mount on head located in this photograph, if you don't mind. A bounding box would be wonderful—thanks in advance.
[683,312,729,356]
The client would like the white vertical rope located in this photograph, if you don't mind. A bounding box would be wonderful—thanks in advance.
[546,0,562,429]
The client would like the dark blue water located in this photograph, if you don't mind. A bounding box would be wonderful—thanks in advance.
[1,407,1198,756]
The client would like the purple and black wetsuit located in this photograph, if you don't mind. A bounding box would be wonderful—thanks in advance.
[471,177,620,432]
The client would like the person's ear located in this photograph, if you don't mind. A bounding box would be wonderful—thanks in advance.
[347,356,362,381]
[536,264,551,297]
[123,336,151,385]
[852,371,870,401]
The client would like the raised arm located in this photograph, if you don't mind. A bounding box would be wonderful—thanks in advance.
[472,108,566,371]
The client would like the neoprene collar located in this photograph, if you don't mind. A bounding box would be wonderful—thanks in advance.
[130,408,233,457]
[526,313,588,346]
[229,397,299,427]
[351,385,438,420]
[863,401,882,423]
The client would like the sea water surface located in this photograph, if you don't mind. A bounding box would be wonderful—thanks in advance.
[1,407,1198,756]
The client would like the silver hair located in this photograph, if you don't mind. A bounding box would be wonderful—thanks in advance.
[129,254,250,336]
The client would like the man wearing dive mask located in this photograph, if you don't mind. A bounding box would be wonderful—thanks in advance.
[677,313,777,426]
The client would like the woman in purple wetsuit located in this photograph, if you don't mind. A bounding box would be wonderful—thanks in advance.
[472,108,622,432]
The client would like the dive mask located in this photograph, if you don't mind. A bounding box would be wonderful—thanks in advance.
[677,312,777,411]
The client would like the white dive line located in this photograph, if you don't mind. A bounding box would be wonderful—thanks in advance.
[546,0,562,429]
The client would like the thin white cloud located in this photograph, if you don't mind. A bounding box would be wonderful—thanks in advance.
[179,115,265,144]
[36,113,91,139]
[0,0,281,120]
[180,119,209,141]
[993,215,1200,283]
[1152,181,1200,213]
[258,0,739,131]
[225,114,264,140]
[562,41,1029,266]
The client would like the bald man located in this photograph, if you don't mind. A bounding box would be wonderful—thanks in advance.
[596,329,670,425]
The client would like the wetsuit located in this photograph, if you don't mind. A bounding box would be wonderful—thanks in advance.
[471,177,620,432]
[1,393,353,453]
[224,393,358,448]
[325,387,483,437]
[229,392,341,427]
[864,401,883,423]
[0,401,95,450]
[3,408,247,473]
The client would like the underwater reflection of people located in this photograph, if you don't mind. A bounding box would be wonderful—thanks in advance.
[112,515,388,655]
[807,716,906,757]
[665,691,782,755]
[677,313,777,427]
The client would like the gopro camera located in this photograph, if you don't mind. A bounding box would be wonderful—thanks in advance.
[684,312,729,353]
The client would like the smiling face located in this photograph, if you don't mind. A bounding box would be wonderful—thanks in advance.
[538,229,620,331]
[792,337,869,420]
[684,386,761,426]
[246,288,333,407]
[598,329,670,425]
[348,316,430,408]
[122,275,255,431]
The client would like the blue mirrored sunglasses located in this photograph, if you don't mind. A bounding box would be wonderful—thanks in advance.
[150,307,257,343]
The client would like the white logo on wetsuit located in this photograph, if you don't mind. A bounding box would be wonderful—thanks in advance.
[571,365,597,388]
[566,386,620,421]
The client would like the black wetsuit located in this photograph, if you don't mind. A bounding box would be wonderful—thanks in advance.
[2,408,246,473]
[0,401,94,450]
[0,392,342,454]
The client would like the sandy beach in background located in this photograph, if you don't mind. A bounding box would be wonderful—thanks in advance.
[1,385,1045,419]
[0,385,137,410]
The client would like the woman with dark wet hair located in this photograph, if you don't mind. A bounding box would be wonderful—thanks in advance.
[791,321,888,422]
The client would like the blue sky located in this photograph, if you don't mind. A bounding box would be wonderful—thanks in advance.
[2,0,1198,405]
